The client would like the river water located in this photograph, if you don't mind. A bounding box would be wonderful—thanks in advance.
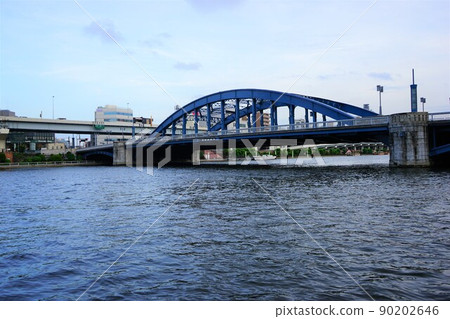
[0,156,449,300]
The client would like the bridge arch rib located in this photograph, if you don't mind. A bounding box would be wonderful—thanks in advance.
[151,89,377,137]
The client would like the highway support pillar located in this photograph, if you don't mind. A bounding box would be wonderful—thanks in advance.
[389,112,430,167]
[0,127,9,152]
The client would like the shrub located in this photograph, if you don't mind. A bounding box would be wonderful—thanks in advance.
[65,152,76,161]
[49,154,63,162]
[30,155,45,162]
[13,152,26,163]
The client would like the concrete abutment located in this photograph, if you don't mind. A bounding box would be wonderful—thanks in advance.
[389,112,430,167]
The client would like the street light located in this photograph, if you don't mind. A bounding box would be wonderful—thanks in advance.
[52,96,55,119]
[420,97,426,112]
[377,85,383,115]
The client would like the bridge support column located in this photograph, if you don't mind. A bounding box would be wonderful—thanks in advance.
[289,105,295,126]
[389,112,430,167]
[221,100,226,131]
[271,102,277,126]
[0,127,9,152]
[113,141,126,166]
[194,109,198,134]
[182,114,187,135]
[235,99,240,130]
[304,109,309,124]
[206,104,211,131]
[252,98,257,128]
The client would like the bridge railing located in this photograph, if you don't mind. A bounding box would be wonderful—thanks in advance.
[166,116,389,141]
[429,112,450,121]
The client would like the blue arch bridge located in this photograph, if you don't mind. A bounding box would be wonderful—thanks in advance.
[77,89,450,167]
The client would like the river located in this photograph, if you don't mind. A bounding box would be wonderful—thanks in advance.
[0,156,449,300]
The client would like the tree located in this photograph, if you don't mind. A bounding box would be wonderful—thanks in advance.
[65,152,76,161]
[49,154,63,162]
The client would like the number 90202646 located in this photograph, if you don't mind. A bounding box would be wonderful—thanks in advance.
[379,306,439,316]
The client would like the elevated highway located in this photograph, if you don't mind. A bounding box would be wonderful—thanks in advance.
[0,116,154,135]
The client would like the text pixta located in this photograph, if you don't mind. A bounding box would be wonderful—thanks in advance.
[275,305,337,317]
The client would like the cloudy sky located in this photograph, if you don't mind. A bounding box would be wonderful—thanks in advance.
[1,0,449,123]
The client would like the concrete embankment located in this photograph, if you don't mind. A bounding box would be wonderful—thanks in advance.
[0,161,103,170]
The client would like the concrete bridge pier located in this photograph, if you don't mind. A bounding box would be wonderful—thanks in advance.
[0,127,9,152]
[113,141,126,166]
[389,112,430,167]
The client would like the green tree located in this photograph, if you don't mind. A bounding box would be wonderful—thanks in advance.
[362,147,372,155]
[49,154,63,162]
[13,152,26,163]
[65,152,76,161]
[0,153,7,163]
[31,155,45,162]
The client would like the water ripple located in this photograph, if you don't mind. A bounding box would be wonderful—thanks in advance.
[0,164,449,300]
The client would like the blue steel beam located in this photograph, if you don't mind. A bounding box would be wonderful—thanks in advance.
[221,100,225,131]
[300,95,378,117]
[206,104,211,132]
[235,99,240,130]
[182,114,187,135]
[252,98,257,128]
[430,143,450,157]
[289,105,295,125]
[194,109,198,134]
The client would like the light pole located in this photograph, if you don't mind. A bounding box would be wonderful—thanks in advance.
[377,85,383,115]
[52,96,55,119]
[420,97,426,112]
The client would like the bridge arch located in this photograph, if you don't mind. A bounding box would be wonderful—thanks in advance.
[151,88,377,137]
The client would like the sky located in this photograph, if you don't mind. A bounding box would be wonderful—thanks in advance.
[1,0,449,124]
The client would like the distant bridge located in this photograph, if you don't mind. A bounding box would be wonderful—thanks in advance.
[76,89,450,167]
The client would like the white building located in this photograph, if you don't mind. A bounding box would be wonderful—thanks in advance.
[95,105,133,123]
[94,105,133,145]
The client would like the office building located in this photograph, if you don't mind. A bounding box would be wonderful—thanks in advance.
[94,105,133,145]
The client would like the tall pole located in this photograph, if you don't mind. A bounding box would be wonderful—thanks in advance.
[52,96,55,119]
[410,69,418,112]
[377,85,383,115]
[420,97,426,112]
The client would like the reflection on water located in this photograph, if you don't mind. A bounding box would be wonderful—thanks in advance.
[0,157,449,300]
